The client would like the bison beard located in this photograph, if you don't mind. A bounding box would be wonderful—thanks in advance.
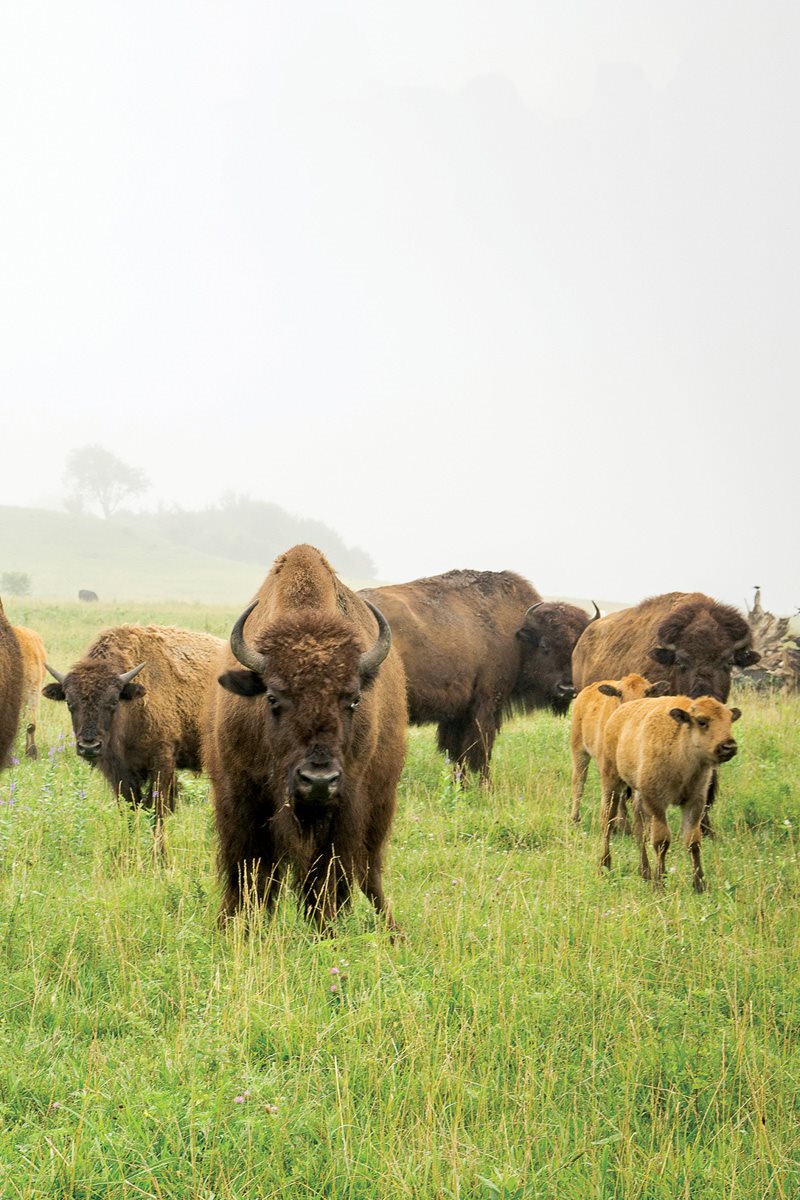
[206,545,407,930]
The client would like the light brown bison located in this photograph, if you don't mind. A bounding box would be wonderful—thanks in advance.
[361,571,596,780]
[0,598,23,769]
[43,625,225,843]
[572,592,757,834]
[599,694,740,891]
[13,625,47,759]
[569,673,670,824]
[205,545,407,930]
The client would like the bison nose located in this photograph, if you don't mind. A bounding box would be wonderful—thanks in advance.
[556,682,576,699]
[294,766,342,801]
[716,739,738,762]
[77,738,102,759]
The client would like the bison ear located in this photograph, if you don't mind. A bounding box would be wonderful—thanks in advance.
[668,707,692,726]
[120,683,146,701]
[515,627,539,647]
[598,684,622,698]
[649,646,676,666]
[645,681,671,697]
[218,670,267,697]
[733,648,760,667]
[42,682,66,702]
[729,707,742,722]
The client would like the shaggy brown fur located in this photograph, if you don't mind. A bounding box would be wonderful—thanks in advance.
[572,592,757,835]
[0,598,24,769]
[13,626,46,759]
[569,673,670,824]
[43,625,225,844]
[361,571,592,780]
[599,694,740,891]
[205,545,407,929]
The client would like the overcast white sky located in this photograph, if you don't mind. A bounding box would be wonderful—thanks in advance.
[1,2,798,608]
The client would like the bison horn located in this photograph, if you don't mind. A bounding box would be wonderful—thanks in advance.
[590,601,601,621]
[523,602,545,621]
[45,663,66,685]
[118,663,146,685]
[230,601,267,674]
[731,632,751,652]
[358,600,392,678]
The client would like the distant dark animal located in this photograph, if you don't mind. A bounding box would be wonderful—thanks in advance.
[0,598,24,769]
[572,592,758,835]
[361,571,596,780]
[205,544,407,929]
[78,590,99,603]
[599,694,740,892]
[12,625,47,759]
[43,624,225,847]
[569,673,670,824]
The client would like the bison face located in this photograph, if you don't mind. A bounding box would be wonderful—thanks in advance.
[668,699,741,765]
[42,662,146,760]
[219,601,392,825]
[649,608,759,702]
[515,603,592,714]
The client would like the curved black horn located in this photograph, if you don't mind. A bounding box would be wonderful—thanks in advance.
[359,600,392,678]
[119,663,146,686]
[45,663,66,685]
[523,602,545,621]
[732,632,752,652]
[230,602,267,674]
[590,601,601,621]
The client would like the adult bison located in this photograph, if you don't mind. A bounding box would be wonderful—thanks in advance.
[205,544,407,930]
[360,570,596,780]
[0,598,23,769]
[572,592,759,835]
[78,590,99,602]
[43,624,225,846]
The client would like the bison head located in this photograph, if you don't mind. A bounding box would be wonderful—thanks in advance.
[668,697,741,765]
[515,601,598,714]
[218,600,391,825]
[42,661,146,760]
[649,601,759,702]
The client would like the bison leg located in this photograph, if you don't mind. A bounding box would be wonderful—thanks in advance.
[460,703,501,783]
[599,773,623,871]
[570,745,590,824]
[302,851,354,931]
[681,800,706,893]
[437,718,470,785]
[630,794,651,881]
[220,858,282,925]
[147,762,178,859]
[700,770,718,839]
[24,723,37,760]
[649,812,671,888]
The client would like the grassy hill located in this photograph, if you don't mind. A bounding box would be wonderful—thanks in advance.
[0,506,377,604]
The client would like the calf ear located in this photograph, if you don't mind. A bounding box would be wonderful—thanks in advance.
[218,670,267,697]
[668,707,692,725]
[515,627,539,647]
[733,648,760,667]
[598,684,622,698]
[42,683,66,702]
[729,707,742,722]
[645,681,671,697]
[649,646,676,666]
[120,683,146,701]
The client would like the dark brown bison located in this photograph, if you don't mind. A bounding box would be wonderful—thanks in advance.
[205,544,407,929]
[0,598,24,769]
[572,592,758,834]
[43,624,225,845]
[78,590,99,602]
[361,570,596,780]
[13,625,47,759]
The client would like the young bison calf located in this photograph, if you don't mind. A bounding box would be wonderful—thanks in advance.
[570,673,669,823]
[13,626,47,759]
[599,695,740,892]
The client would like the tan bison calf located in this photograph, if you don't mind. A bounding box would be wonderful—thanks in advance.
[13,626,47,759]
[0,599,23,769]
[569,674,670,823]
[599,695,740,891]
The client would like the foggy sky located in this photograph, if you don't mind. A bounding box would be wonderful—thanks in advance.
[1,2,798,609]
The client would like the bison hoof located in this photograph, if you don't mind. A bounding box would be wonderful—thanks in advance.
[25,746,38,760]
[693,876,707,894]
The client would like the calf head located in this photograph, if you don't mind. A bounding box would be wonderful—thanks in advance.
[516,601,598,714]
[42,661,146,760]
[649,602,759,701]
[668,696,741,765]
[218,600,391,824]
[598,674,671,702]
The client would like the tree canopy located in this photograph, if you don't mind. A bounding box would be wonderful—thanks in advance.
[64,445,148,519]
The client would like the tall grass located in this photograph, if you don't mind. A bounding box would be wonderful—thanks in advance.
[0,602,797,1197]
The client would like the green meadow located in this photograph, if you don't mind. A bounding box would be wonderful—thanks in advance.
[0,600,798,1199]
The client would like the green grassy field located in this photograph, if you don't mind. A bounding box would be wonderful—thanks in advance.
[0,601,798,1198]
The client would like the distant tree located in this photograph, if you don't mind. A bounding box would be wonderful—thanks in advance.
[64,445,148,519]
[1,572,31,597]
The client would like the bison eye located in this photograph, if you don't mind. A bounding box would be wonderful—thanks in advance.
[266,693,280,710]
[697,717,709,729]
[345,696,360,711]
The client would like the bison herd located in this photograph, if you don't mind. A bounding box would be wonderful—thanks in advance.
[0,546,761,927]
